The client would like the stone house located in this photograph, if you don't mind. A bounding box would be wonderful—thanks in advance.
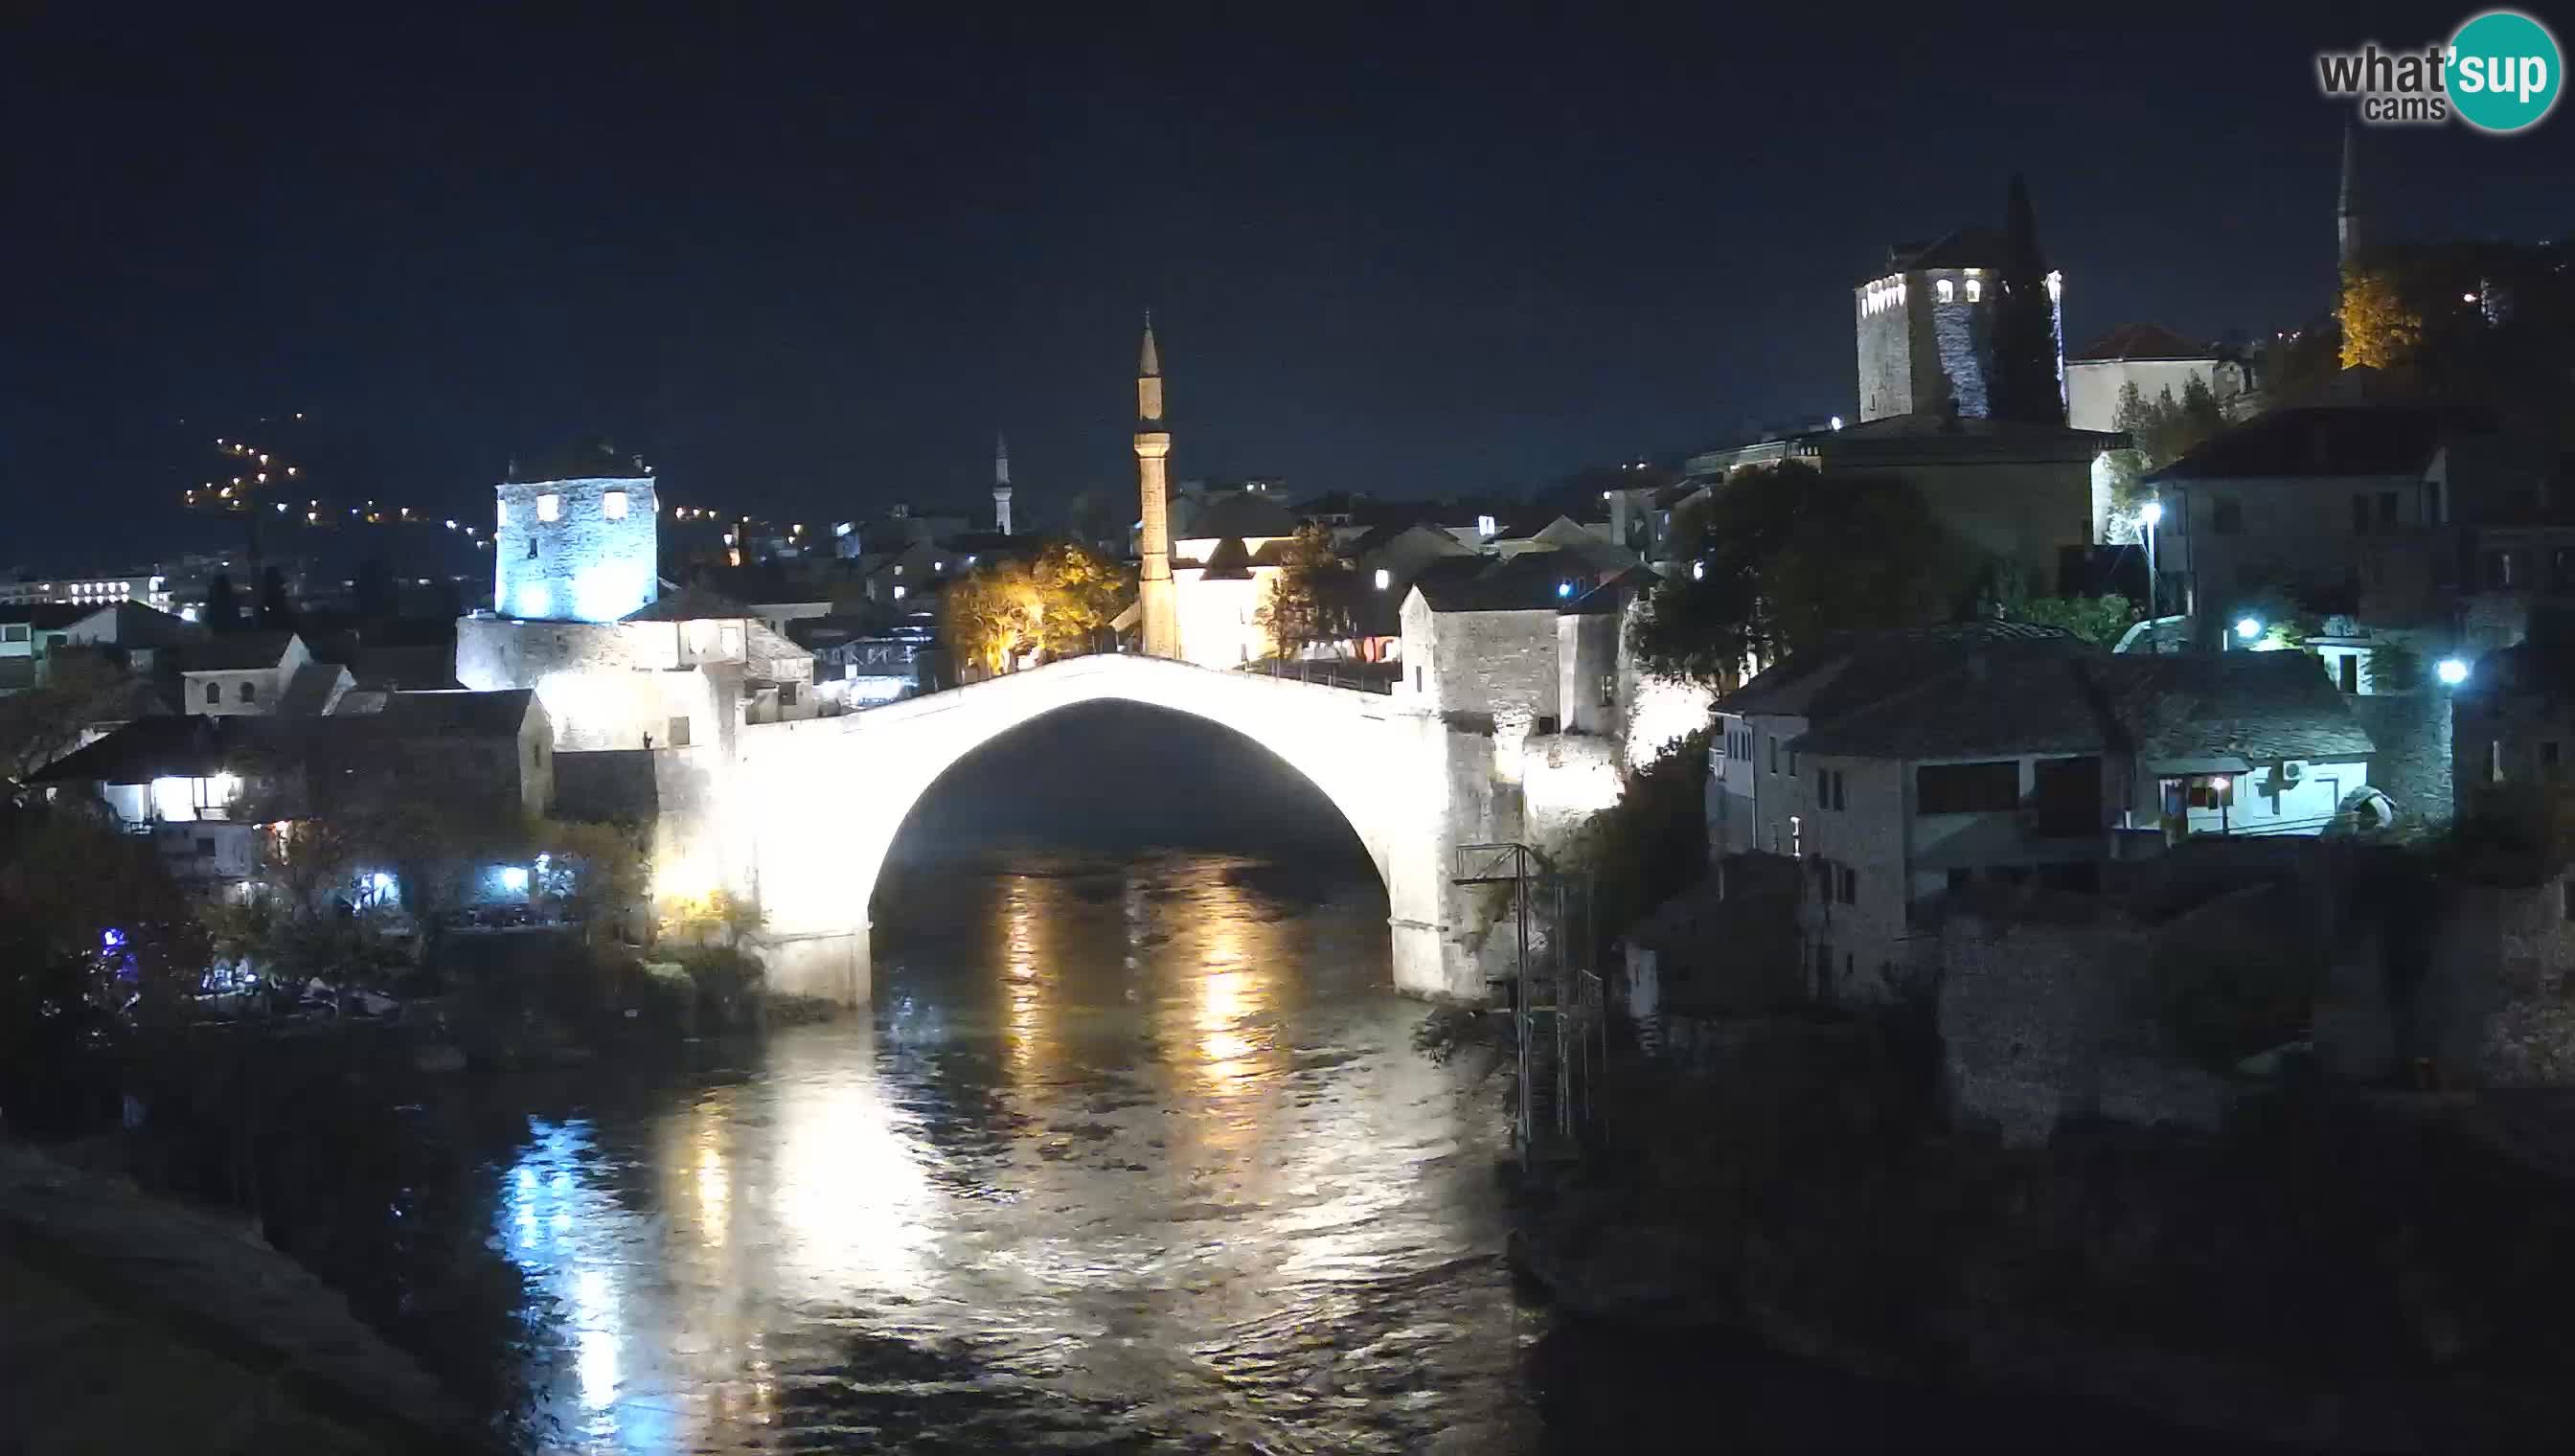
[174,631,351,717]
[1717,626,2375,1004]
[2143,403,2550,652]
[2062,322,2256,434]
[2451,624,2575,816]
[1400,552,1598,784]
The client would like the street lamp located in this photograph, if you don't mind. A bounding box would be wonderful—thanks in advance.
[2235,616,2263,644]
[2436,657,2471,686]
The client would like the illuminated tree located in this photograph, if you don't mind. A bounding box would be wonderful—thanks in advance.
[2001,593,2138,648]
[941,558,1041,676]
[2339,264,2423,370]
[1254,523,1356,660]
[1029,541,1130,659]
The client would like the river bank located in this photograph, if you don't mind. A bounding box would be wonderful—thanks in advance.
[1507,1021,2575,1453]
[0,1141,485,1455]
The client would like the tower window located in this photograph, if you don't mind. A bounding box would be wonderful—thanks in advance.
[1965,279,1983,303]
[536,493,561,522]
[1936,279,1955,304]
[603,489,628,520]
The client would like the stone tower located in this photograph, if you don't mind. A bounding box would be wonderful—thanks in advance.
[1133,314,1180,658]
[2336,120,2363,271]
[992,431,1014,536]
[492,439,658,623]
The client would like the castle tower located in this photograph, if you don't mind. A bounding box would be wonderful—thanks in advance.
[992,431,1014,536]
[2336,120,2363,271]
[491,438,658,623]
[1133,313,1180,658]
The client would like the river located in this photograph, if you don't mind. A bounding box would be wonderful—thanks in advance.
[253,846,2281,1452]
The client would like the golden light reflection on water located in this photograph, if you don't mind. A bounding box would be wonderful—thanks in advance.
[1004,876,1044,1083]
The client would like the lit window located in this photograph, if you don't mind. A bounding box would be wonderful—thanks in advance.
[1936,279,1955,304]
[1965,279,1983,303]
[893,585,907,601]
[1375,568,1391,590]
[603,489,628,520]
[536,493,561,522]
[1477,514,1497,537]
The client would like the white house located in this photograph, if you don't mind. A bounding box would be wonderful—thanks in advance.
[175,631,351,717]
[2063,323,2254,434]
[1715,626,2375,1004]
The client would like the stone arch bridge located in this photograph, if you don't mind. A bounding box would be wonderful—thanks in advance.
[727,654,1518,1006]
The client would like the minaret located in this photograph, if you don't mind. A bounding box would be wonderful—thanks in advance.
[992,431,1014,536]
[2336,121,2363,271]
[1133,312,1180,658]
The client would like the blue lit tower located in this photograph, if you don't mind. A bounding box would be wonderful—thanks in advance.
[493,439,660,623]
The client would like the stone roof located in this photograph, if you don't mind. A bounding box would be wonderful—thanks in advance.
[1724,622,2088,720]
[35,715,288,785]
[274,660,349,717]
[1196,536,1256,581]
[369,688,538,739]
[2146,404,2498,483]
[1882,227,2009,275]
[1414,551,1586,613]
[623,586,754,623]
[1790,651,2112,760]
[1561,565,1663,617]
[0,604,89,630]
[2094,652,2376,763]
[2070,323,2218,363]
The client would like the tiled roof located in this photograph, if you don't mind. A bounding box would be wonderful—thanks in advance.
[275,661,348,717]
[2146,405,2497,483]
[1790,652,2111,760]
[0,604,90,630]
[2070,323,2217,363]
[1180,491,1300,541]
[34,715,288,785]
[1561,565,1664,617]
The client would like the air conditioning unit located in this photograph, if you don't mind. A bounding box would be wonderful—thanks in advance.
[2278,761,2305,785]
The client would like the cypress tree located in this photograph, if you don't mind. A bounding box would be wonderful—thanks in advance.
[1986,174,2064,425]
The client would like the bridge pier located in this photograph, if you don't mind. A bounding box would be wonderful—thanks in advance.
[763,923,871,1008]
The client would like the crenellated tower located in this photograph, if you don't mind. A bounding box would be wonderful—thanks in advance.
[1133,313,1179,657]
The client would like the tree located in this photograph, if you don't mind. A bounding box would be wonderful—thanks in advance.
[0,651,139,801]
[533,818,649,946]
[941,558,1040,677]
[353,557,396,619]
[203,573,239,631]
[2339,263,2424,370]
[1630,462,1968,686]
[1028,541,1129,659]
[1253,523,1356,661]
[257,565,291,627]
[1985,173,2065,426]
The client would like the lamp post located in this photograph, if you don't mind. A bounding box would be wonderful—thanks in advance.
[2140,500,2163,650]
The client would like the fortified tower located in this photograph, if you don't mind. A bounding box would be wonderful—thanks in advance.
[492,438,658,623]
[992,431,1014,536]
[1133,315,1180,658]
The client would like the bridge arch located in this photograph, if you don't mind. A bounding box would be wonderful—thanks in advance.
[731,655,1472,1006]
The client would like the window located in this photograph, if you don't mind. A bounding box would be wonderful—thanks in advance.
[238,680,257,704]
[1965,278,1983,303]
[1,624,25,643]
[1915,761,2020,814]
[2186,776,2233,809]
[1375,568,1391,590]
[1414,667,1424,693]
[2545,740,2562,771]
[1789,814,1802,858]
[603,489,628,520]
[1936,278,1955,303]
[526,535,539,559]
[1598,673,1616,708]
[2492,739,2505,784]
[2488,551,2518,590]
[2339,654,2359,694]
[536,492,561,522]
[2211,496,2243,535]
[2377,491,2399,528]
[1768,738,1778,774]
[1476,514,1497,538]
[1837,864,1856,904]
[2352,494,2372,534]
[780,682,799,708]
[667,716,693,749]
[203,681,219,705]
[1834,771,1847,810]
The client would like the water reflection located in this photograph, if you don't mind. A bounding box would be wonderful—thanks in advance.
[486,853,1525,1453]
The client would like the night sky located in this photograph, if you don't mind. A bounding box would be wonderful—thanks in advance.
[6,2,2569,565]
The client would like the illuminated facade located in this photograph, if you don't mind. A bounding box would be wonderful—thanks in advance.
[1854,235,2064,422]
[494,467,660,625]
[1134,316,1180,658]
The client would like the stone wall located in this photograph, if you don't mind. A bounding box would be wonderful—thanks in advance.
[2352,687,2452,827]
[493,474,657,624]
